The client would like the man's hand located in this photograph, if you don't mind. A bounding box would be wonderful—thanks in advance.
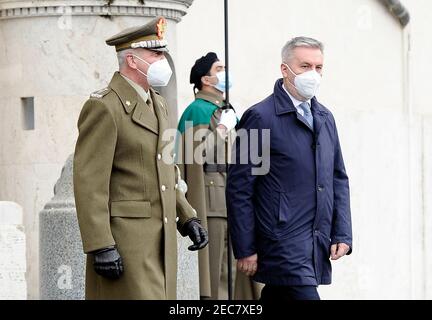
[92,246,124,279]
[184,219,209,251]
[218,109,237,131]
[330,243,350,260]
[237,254,258,276]
[216,124,228,138]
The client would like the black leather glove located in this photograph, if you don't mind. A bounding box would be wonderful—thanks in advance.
[92,246,124,280]
[184,218,209,251]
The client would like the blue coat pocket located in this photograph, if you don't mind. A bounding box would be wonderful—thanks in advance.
[273,192,294,238]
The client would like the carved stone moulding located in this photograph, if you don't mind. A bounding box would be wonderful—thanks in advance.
[0,0,194,21]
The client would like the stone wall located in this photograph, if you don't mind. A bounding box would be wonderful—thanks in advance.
[0,0,194,299]
[0,201,27,299]
[39,155,199,299]
[176,0,432,299]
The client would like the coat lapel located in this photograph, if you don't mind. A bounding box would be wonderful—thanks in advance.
[131,100,159,135]
[296,113,313,132]
[274,78,314,132]
[109,72,138,114]
[274,79,297,116]
[274,78,329,135]
[150,88,169,146]
[311,98,329,137]
[109,72,159,135]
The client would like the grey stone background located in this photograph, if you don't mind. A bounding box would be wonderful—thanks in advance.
[39,154,199,299]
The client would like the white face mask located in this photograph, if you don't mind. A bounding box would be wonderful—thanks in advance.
[133,55,173,87]
[284,63,321,100]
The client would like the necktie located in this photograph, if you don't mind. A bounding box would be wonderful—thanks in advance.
[299,102,314,130]
[146,96,155,114]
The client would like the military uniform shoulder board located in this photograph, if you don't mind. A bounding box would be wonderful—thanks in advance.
[90,87,110,99]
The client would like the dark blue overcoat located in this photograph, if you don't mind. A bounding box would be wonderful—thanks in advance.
[227,79,352,286]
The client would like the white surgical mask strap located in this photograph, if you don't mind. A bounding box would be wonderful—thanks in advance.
[133,54,150,66]
[284,63,298,77]
[205,74,219,87]
[283,63,298,90]
[132,55,150,77]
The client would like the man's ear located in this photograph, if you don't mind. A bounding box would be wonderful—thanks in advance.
[280,63,289,78]
[126,55,137,69]
[201,75,210,86]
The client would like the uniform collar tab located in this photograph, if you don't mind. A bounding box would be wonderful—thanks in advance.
[195,90,225,108]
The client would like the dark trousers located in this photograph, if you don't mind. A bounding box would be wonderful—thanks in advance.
[260,284,321,301]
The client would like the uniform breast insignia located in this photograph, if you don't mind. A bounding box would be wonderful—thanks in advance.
[90,87,110,99]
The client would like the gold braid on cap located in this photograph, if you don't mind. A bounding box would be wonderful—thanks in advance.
[131,39,168,49]
[116,36,167,51]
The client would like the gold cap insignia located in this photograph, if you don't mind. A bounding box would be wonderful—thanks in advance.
[156,17,167,39]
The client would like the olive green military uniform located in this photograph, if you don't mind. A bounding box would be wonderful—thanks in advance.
[74,71,197,299]
[74,16,199,300]
[177,91,263,299]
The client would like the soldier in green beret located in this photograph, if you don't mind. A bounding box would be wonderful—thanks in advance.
[73,16,208,300]
[176,52,264,299]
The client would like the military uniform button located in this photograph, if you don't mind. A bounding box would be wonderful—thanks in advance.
[157,153,162,160]
[164,217,168,224]
[161,185,166,191]
[175,183,178,190]
[176,217,179,222]
[173,153,176,159]
[126,100,131,106]
[210,181,214,185]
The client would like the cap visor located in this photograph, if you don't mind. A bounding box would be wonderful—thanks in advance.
[150,47,169,52]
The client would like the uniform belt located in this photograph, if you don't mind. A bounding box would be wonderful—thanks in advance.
[203,164,227,173]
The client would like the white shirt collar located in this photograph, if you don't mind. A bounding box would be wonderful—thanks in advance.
[282,83,311,116]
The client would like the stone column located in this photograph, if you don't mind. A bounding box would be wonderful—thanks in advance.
[0,201,27,299]
[39,155,84,300]
[0,0,194,299]
[177,228,199,300]
[39,154,199,299]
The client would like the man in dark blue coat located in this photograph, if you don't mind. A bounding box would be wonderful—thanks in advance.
[226,37,352,301]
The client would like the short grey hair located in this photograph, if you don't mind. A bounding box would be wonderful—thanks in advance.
[117,49,135,68]
[281,37,324,63]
